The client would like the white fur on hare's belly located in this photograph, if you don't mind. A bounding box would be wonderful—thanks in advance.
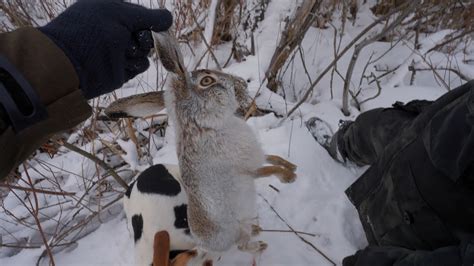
[210,175,257,216]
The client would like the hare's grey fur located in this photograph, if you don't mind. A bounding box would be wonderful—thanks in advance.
[155,32,266,252]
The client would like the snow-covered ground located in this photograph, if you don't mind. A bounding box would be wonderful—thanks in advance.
[1,0,472,265]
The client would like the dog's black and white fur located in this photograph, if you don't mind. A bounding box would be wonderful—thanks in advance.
[123,164,195,266]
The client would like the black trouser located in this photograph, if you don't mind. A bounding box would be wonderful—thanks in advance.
[334,101,429,166]
[338,82,474,266]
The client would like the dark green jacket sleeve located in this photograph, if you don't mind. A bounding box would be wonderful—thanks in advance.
[0,27,92,181]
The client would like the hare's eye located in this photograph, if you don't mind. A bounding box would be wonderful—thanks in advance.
[200,76,216,87]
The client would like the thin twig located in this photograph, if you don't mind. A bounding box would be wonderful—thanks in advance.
[410,24,420,85]
[356,51,375,96]
[265,0,322,92]
[190,9,222,70]
[268,184,280,193]
[0,183,76,196]
[298,45,313,84]
[282,3,415,122]
[125,118,142,158]
[260,229,318,237]
[342,1,417,115]
[49,194,123,248]
[0,243,41,249]
[56,140,129,190]
[408,66,472,81]
[371,64,401,84]
[427,28,474,54]
[404,41,450,90]
[23,164,56,266]
[359,73,383,105]
[258,193,336,266]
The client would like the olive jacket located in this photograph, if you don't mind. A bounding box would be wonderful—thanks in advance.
[0,28,91,181]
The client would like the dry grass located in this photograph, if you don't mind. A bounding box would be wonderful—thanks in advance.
[0,0,68,31]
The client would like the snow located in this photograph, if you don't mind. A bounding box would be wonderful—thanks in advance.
[53,215,134,266]
[1,0,473,265]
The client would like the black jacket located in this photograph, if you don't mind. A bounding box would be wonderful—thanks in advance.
[345,81,474,266]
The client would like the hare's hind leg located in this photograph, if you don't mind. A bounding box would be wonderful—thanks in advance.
[253,166,297,183]
[237,230,268,253]
[251,224,262,236]
[238,241,268,253]
[265,155,297,172]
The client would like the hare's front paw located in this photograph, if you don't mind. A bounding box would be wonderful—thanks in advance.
[286,162,297,172]
[266,155,297,172]
[280,160,297,172]
[279,170,297,183]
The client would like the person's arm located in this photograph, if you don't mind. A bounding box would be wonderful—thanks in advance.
[0,28,91,181]
[0,0,172,181]
[343,240,474,266]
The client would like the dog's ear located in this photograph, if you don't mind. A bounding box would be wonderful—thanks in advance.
[105,91,166,119]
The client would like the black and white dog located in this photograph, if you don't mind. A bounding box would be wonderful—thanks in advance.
[123,164,195,265]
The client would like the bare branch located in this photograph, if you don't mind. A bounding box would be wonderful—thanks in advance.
[23,165,56,266]
[282,3,414,122]
[341,1,418,116]
[56,140,129,190]
[0,183,76,196]
[259,193,336,266]
[190,8,222,70]
[265,0,322,92]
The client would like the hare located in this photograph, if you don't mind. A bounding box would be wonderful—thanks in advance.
[152,31,297,253]
[107,32,297,254]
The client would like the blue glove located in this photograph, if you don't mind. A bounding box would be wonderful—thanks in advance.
[39,0,172,99]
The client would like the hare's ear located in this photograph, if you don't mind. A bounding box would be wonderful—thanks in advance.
[152,31,189,79]
[105,91,166,119]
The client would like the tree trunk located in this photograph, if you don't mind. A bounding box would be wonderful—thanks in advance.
[265,0,322,92]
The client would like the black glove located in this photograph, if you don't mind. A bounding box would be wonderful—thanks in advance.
[343,245,466,266]
[343,246,410,266]
[39,0,172,99]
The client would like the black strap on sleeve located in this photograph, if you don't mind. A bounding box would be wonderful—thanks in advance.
[0,56,48,133]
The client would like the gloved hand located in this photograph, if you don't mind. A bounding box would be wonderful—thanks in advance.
[39,0,172,99]
[343,246,410,266]
[343,245,465,266]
